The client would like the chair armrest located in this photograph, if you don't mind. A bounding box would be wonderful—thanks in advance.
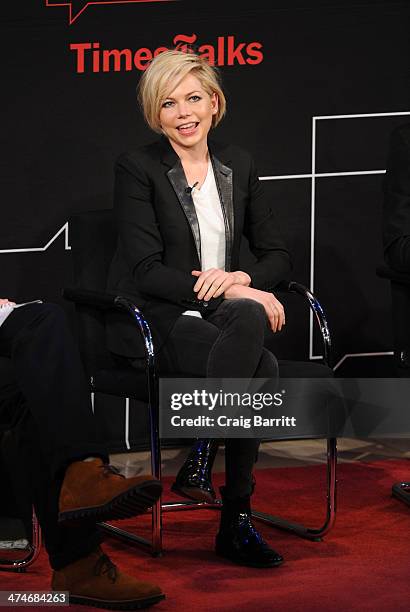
[275,280,332,367]
[62,287,155,363]
[63,288,119,310]
[64,282,332,367]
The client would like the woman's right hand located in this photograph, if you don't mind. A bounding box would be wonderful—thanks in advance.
[0,298,15,306]
[223,285,285,332]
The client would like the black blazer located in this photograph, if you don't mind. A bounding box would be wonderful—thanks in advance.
[106,137,292,358]
[383,123,410,252]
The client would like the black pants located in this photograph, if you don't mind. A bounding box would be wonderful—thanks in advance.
[386,236,410,272]
[157,298,279,498]
[0,303,108,570]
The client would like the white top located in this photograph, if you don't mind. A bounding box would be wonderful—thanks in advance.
[183,159,226,318]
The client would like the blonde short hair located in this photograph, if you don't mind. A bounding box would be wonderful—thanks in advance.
[137,50,226,133]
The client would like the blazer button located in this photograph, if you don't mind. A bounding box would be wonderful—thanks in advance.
[203,302,209,308]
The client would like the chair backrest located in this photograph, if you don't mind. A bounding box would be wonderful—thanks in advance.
[69,210,118,375]
[70,209,117,292]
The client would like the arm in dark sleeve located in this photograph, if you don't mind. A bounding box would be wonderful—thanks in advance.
[241,156,292,289]
[114,153,222,312]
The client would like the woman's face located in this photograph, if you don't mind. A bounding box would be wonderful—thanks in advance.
[159,72,218,151]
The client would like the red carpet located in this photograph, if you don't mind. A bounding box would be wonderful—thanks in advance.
[1,459,409,611]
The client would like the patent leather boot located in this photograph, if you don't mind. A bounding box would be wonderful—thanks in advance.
[215,487,284,568]
[171,439,218,503]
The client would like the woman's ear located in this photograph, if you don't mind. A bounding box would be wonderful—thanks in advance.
[211,92,219,115]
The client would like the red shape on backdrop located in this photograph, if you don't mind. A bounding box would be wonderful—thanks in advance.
[45,0,176,25]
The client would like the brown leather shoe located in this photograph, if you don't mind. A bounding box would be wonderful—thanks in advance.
[58,459,162,524]
[52,547,165,609]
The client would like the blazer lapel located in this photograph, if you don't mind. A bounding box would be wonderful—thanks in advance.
[167,160,202,264]
[209,148,234,272]
[160,137,234,272]
[160,137,201,263]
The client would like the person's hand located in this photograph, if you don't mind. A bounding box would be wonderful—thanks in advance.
[192,269,251,300]
[0,298,15,306]
[223,285,285,333]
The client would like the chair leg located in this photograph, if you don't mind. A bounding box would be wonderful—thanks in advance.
[99,389,222,555]
[99,378,164,555]
[251,438,337,541]
[0,508,42,573]
[100,384,338,552]
[149,376,162,556]
[164,438,338,542]
[101,436,337,552]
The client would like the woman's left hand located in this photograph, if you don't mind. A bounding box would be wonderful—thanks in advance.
[192,268,251,300]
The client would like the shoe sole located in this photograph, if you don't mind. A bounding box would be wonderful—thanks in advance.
[58,481,162,524]
[69,593,165,610]
[215,549,284,569]
[170,483,216,504]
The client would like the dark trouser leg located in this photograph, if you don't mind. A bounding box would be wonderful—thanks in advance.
[0,370,32,536]
[386,236,410,273]
[0,303,106,569]
[224,348,278,497]
[0,381,102,571]
[158,299,279,497]
[385,238,410,372]
[0,303,108,478]
[19,410,103,570]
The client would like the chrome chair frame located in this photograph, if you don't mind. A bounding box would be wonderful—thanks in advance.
[0,510,42,572]
[251,281,336,541]
[64,278,336,554]
[0,405,42,572]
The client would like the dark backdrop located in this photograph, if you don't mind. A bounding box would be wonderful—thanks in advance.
[1,1,409,449]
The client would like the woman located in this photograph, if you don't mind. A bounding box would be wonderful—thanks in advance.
[107,49,292,568]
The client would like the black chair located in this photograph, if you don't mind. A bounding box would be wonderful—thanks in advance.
[0,358,42,572]
[63,209,338,554]
[376,265,410,507]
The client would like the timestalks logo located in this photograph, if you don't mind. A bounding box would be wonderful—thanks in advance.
[70,34,264,74]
